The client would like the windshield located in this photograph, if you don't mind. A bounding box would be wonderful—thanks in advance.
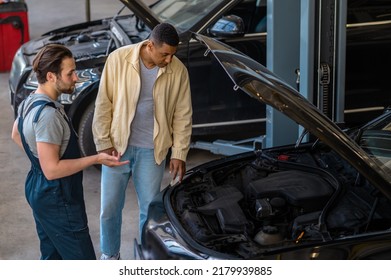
[151,0,225,32]
[358,112,391,175]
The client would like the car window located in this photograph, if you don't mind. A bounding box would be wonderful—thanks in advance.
[222,0,267,34]
[347,0,391,24]
[359,114,391,171]
[151,0,225,31]
[209,0,267,35]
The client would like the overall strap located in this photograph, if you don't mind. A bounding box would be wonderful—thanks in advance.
[18,100,57,168]
[23,100,56,121]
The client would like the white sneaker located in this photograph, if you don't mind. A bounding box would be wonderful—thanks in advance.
[100,253,120,260]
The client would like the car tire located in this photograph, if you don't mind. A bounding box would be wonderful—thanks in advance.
[78,101,97,158]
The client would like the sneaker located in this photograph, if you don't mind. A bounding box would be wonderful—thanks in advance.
[100,253,120,260]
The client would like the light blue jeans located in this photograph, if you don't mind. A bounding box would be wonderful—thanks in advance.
[100,146,166,256]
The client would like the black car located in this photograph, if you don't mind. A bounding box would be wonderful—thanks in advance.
[135,34,391,260]
[8,0,391,157]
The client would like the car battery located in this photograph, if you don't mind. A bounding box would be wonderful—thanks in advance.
[0,1,30,72]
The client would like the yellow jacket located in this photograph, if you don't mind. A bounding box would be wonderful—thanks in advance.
[92,40,192,165]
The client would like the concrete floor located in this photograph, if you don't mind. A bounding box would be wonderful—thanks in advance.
[0,0,220,260]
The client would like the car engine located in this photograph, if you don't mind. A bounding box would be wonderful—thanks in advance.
[172,146,391,258]
[24,15,149,67]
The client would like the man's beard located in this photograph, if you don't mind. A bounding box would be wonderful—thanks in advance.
[56,79,75,94]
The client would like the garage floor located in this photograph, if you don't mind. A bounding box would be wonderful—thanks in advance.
[0,0,220,260]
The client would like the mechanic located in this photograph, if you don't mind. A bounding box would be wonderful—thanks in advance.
[11,44,129,260]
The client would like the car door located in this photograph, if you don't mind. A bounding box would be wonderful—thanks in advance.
[183,0,268,140]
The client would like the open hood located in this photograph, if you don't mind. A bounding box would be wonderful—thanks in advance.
[119,0,240,34]
[119,0,160,28]
[195,34,391,198]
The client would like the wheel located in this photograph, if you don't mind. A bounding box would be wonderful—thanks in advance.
[78,102,97,158]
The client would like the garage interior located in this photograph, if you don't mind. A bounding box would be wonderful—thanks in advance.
[0,0,387,260]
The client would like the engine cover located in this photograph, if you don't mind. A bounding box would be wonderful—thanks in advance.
[245,170,334,212]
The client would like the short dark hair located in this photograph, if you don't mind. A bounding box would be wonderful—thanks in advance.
[32,44,73,84]
[150,23,179,47]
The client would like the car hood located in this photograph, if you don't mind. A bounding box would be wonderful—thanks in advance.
[119,0,160,28]
[195,34,391,199]
[120,0,240,35]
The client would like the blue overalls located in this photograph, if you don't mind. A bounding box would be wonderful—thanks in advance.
[18,100,96,260]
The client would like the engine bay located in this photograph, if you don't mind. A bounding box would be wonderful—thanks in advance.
[172,145,391,258]
[29,14,150,67]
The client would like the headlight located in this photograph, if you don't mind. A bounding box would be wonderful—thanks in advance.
[9,47,29,94]
[25,71,38,88]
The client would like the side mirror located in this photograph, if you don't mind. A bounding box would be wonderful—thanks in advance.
[209,15,245,37]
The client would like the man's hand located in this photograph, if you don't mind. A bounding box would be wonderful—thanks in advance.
[98,147,118,156]
[169,158,186,184]
[97,152,129,167]
[97,148,129,167]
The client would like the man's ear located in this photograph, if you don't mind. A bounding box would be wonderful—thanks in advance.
[46,71,56,82]
[147,40,154,51]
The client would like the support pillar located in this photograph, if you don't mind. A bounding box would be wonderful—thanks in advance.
[265,0,300,147]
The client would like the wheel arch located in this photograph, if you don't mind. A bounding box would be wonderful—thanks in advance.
[67,81,99,131]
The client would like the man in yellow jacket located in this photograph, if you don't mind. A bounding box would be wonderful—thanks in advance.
[92,23,192,260]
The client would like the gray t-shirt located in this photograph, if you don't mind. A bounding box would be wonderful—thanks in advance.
[17,93,71,158]
[128,59,159,149]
